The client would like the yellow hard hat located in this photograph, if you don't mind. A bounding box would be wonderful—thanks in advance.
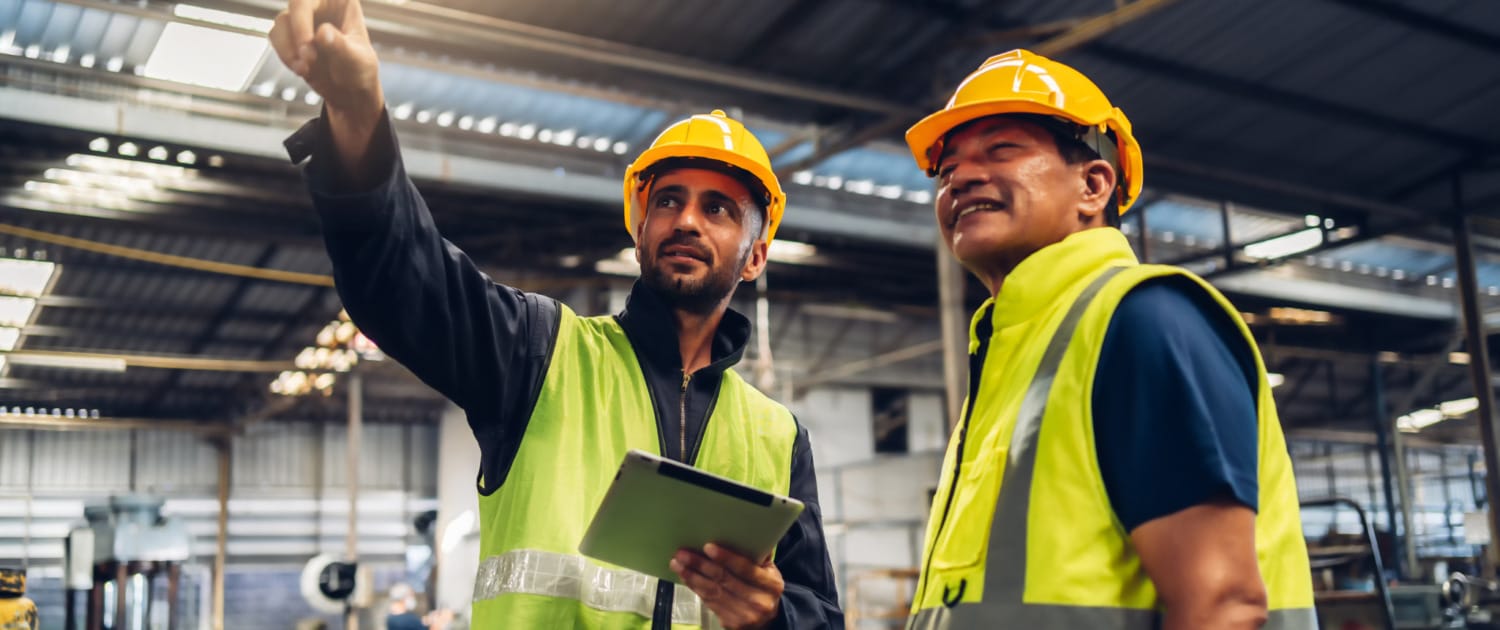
[905,49,1144,213]
[622,110,786,242]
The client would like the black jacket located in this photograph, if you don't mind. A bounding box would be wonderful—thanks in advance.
[287,113,843,629]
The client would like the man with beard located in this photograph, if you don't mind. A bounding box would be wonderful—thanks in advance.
[270,2,842,628]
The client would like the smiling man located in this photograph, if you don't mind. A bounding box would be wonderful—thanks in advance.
[902,50,1315,630]
[268,1,841,628]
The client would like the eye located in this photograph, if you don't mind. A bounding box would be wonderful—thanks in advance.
[654,196,680,209]
[936,163,956,183]
[706,202,730,215]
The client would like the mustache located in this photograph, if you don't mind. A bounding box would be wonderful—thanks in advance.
[654,234,713,262]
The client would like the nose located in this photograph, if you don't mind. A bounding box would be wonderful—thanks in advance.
[670,200,706,234]
[947,160,990,196]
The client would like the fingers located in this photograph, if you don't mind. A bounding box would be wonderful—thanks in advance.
[269,11,300,74]
[704,543,781,591]
[285,0,319,57]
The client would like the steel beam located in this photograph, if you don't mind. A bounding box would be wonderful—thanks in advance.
[1090,43,1496,154]
[1369,360,1402,575]
[773,0,1185,176]
[1320,0,1500,57]
[1452,176,1500,575]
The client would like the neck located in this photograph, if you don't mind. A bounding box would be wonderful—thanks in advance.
[673,304,727,374]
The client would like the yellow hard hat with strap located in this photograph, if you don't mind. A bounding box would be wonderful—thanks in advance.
[622,110,787,242]
[906,49,1145,213]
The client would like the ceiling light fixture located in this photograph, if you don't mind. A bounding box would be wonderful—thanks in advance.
[1243,228,1324,260]
[143,22,267,91]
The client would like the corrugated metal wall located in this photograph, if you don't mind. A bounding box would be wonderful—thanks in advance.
[0,420,438,496]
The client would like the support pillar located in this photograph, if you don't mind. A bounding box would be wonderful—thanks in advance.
[1452,175,1500,577]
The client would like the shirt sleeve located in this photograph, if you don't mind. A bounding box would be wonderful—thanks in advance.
[289,111,558,494]
[769,423,845,629]
[1091,276,1260,533]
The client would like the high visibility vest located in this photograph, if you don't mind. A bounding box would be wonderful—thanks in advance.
[471,305,798,629]
[908,229,1315,630]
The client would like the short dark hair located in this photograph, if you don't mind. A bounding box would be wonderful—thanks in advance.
[1006,114,1121,225]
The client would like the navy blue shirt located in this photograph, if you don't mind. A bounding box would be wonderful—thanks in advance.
[1092,276,1261,532]
[386,613,425,630]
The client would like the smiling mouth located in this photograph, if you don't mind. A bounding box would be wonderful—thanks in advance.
[952,201,1005,228]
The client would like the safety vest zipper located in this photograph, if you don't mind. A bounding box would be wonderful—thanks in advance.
[680,370,690,461]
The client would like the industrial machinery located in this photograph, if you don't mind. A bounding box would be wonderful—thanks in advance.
[63,495,192,630]
[0,567,37,630]
[299,554,373,616]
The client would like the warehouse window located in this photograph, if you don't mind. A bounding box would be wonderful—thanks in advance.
[872,388,909,454]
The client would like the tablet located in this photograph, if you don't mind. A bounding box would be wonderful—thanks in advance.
[579,449,804,584]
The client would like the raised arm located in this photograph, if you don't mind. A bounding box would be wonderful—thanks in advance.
[271,0,556,493]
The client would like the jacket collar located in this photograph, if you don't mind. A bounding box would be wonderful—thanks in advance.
[616,280,749,377]
[969,228,1139,349]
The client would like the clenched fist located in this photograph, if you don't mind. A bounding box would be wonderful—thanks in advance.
[268,0,386,182]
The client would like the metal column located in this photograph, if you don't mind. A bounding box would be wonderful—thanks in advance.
[1369,359,1402,578]
[1452,177,1500,576]
[936,234,968,432]
[211,438,229,630]
[346,373,364,629]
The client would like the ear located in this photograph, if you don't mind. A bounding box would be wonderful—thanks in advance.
[740,238,769,282]
[1078,159,1116,221]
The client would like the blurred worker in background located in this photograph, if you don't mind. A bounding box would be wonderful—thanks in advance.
[267,0,841,628]
[903,49,1316,630]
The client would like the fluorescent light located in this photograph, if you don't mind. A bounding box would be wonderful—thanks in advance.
[1398,397,1480,433]
[498,122,517,136]
[0,297,37,327]
[105,56,123,72]
[1243,228,1324,260]
[176,150,197,165]
[142,22,267,91]
[172,4,274,33]
[0,356,6,373]
[768,240,817,263]
[65,153,195,181]
[1398,409,1444,433]
[802,303,898,323]
[1451,352,1472,365]
[4,353,126,372]
[1267,372,1285,388]
[1267,306,1336,326]
[905,190,933,204]
[595,248,639,276]
[79,53,94,68]
[392,103,413,120]
[477,117,497,134]
[518,124,537,140]
[147,146,169,161]
[457,115,474,131]
[0,328,18,351]
[792,171,813,185]
[117,142,139,157]
[1377,351,1400,364]
[613,141,629,155]
[592,137,610,152]
[0,259,56,297]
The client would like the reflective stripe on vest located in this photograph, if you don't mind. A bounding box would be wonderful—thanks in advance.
[473,549,714,627]
[907,266,1315,629]
[907,603,1318,630]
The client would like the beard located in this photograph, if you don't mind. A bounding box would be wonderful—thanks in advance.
[640,234,750,315]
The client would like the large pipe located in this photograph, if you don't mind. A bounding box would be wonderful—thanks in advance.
[1369,360,1402,577]
[212,439,230,630]
[1452,176,1500,576]
[346,373,364,630]
[936,235,968,432]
